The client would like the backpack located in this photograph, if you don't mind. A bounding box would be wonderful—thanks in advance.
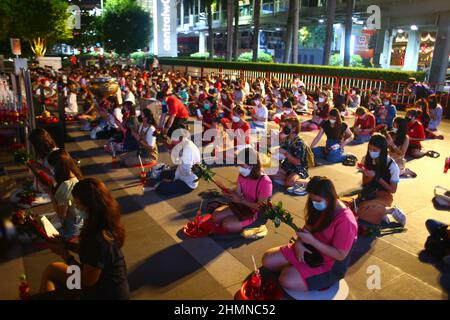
[292,136,315,168]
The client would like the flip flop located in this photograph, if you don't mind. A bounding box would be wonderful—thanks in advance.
[425,151,440,158]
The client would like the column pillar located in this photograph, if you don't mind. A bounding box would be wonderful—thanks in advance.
[199,31,206,53]
[380,29,394,69]
[429,12,450,84]
[402,30,420,71]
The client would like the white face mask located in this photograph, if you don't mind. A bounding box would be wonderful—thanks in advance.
[232,115,240,123]
[329,119,336,124]
[239,166,252,177]
[319,97,325,103]
[283,110,291,115]
[392,127,398,133]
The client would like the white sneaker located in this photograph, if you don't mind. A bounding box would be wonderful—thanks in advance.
[382,215,391,224]
[391,206,406,227]
[287,184,307,196]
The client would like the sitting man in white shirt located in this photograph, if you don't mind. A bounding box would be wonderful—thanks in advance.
[250,94,268,133]
[145,129,202,196]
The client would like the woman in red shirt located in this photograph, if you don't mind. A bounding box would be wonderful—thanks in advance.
[406,109,427,158]
[301,91,331,131]
[218,89,234,129]
[230,105,251,151]
[351,107,376,144]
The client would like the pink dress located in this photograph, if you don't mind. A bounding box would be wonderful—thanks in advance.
[237,175,273,227]
[280,207,358,290]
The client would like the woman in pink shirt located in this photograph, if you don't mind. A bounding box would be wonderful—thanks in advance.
[212,147,273,233]
[263,176,358,291]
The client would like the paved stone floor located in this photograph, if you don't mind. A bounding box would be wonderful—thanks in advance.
[1,115,450,300]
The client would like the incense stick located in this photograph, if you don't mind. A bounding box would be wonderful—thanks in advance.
[251,255,258,274]
[138,154,144,172]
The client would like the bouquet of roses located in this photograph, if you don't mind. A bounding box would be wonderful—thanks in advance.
[17,190,37,206]
[358,225,407,238]
[13,151,54,189]
[11,209,46,239]
[10,143,25,152]
[192,163,231,193]
[14,149,33,166]
[259,200,299,231]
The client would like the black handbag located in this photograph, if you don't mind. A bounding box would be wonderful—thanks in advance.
[303,243,324,268]
[424,226,450,260]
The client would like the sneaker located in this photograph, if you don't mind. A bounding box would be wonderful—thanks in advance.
[382,214,391,224]
[391,206,406,227]
[287,183,307,196]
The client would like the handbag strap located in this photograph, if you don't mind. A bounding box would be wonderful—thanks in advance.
[254,175,264,201]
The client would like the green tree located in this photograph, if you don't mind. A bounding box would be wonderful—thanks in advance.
[99,0,151,55]
[67,14,102,50]
[299,25,327,48]
[4,0,72,56]
[0,2,11,41]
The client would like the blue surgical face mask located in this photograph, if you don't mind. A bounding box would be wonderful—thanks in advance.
[384,101,390,106]
[312,200,327,211]
[370,151,381,159]
[204,103,210,110]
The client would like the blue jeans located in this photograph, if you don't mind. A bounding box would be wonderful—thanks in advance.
[312,140,346,163]
[350,134,372,145]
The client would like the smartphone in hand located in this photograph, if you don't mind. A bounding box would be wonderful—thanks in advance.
[356,162,366,172]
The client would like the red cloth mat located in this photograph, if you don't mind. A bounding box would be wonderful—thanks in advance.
[183,214,216,238]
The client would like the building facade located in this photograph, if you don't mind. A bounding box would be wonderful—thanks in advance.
[171,0,449,82]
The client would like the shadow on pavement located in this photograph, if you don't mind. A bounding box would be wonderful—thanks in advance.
[418,250,450,298]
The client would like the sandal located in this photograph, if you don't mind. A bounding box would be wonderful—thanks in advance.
[425,151,440,158]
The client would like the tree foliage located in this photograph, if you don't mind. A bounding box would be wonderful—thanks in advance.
[67,14,102,49]
[299,25,327,49]
[4,0,72,44]
[99,0,151,55]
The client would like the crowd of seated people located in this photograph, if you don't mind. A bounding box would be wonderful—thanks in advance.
[21,65,449,299]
